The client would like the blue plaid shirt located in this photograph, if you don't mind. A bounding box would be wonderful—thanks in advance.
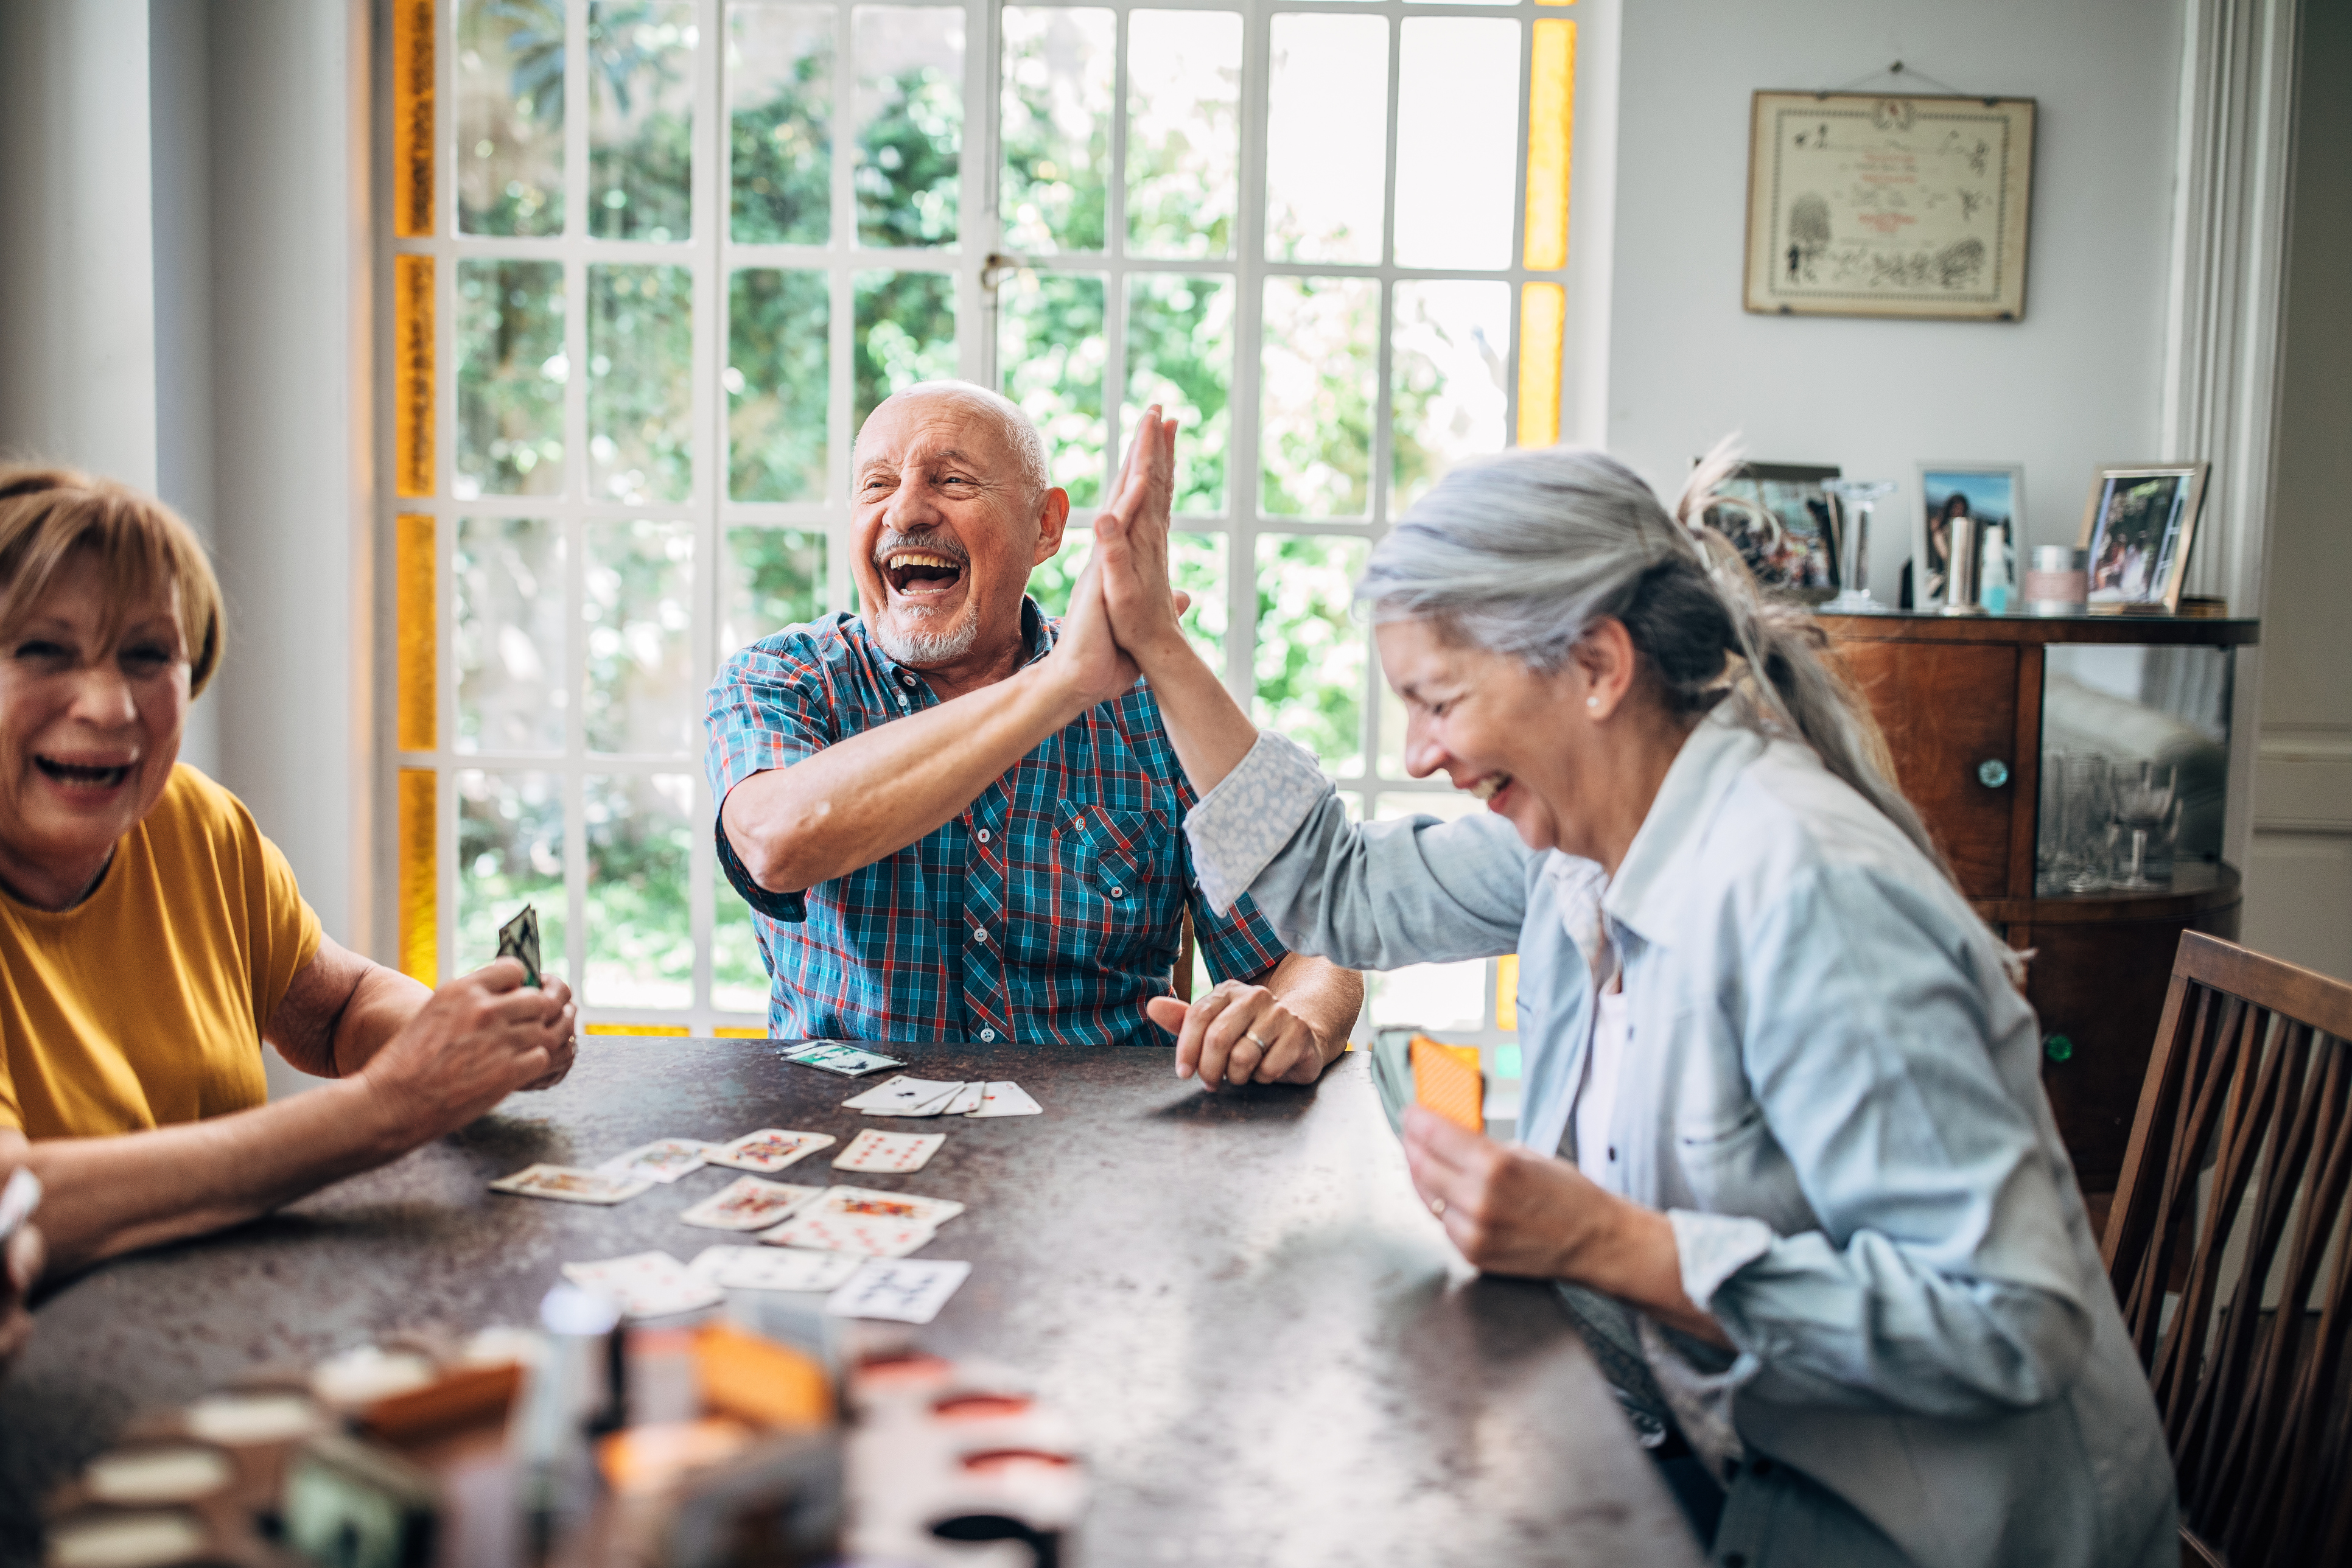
[704,600,1290,1046]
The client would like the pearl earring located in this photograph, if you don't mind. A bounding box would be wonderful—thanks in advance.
[1586,696,1600,710]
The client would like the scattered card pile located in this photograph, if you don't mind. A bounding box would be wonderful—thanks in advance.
[779,1041,906,1077]
[842,1076,1041,1119]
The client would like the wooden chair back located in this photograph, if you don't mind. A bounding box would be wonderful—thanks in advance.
[2102,931,2352,1566]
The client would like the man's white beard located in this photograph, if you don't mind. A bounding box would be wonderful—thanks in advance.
[873,607,979,667]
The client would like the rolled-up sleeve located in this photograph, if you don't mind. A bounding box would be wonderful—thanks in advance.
[703,635,840,923]
[1690,866,2095,1419]
[1185,732,1531,968]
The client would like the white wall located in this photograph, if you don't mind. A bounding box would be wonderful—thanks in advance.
[1605,0,2186,591]
[2242,0,2352,982]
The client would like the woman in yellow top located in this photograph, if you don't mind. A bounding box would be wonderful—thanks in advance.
[0,466,578,1278]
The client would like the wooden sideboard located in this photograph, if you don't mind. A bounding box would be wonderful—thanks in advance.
[1819,612,2261,1192]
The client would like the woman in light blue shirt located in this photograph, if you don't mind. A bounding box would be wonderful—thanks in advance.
[1074,417,2175,1568]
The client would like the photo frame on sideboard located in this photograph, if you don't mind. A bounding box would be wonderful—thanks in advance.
[1913,463,2026,610]
[1699,461,1843,603]
[2079,463,2210,615]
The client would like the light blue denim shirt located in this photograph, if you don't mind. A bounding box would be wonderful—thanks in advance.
[1186,712,2175,1568]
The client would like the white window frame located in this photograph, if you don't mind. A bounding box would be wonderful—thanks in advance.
[381,0,1608,1045]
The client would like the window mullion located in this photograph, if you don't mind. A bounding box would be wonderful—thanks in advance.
[1103,5,1132,506]
[1226,0,1273,706]
[965,0,1000,387]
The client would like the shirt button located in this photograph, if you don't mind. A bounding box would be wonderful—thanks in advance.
[1607,1146,1618,1161]
[977,828,991,843]
[979,1028,996,1042]
[1107,884,1124,898]
[900,672,916,688]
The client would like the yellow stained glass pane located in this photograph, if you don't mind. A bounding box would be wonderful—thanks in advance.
[584,1024,693,1036]
[1523,19,1575,271]
[713,1027,772,1038]
[396,514,435,752]
[1495,953,1520,1031]
[393,0,435,236]
[394,254,435,497]
[398,768,438,986]
[1516,282,1564,447]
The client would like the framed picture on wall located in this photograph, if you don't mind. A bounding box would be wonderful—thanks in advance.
[2079,463,2210,614]
[1700,461,1843,603]
[1914,463,2025,609]
[1743,91,2037,321]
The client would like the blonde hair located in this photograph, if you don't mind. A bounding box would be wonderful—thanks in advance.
[0,466,224,696]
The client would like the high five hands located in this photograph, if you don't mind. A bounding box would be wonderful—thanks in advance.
[1051,406,1192,703]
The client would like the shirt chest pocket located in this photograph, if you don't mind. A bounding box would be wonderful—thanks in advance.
[1054,801,1152,916]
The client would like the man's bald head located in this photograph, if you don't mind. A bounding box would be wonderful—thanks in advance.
[858,380,1051,506]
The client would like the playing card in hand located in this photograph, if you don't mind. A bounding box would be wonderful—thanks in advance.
[561,1251,724,1319]
[601,1138,712,1185]
[496,905,542,987]
[831,1129,945,1173]
[687,1245,863,1293]
[679,1177,821,1231]
[705,1129,835,1174]
[489,1163,650,1205]
[825,1258,971,1324]
[758,1210,939,1258]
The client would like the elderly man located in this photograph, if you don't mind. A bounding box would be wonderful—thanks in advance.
[704,382,1361,1085]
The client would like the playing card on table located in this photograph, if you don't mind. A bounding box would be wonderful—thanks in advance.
[705,1128,835,1174]
[964,1080,1042,1118]
[495,905,542,987]
[561,1251,724,1319]
[601,1138,711,1185]
[831,1129,945,1173]
[941,1080,985,1115]
[489,1163,650,1205]
[688,1245,863,1293]
[825,1259,971,1325]
[805,1185,965,1228]
[679,1177,822,1231]
[841,1076,965,1116]
[779,1041,906,1078]
[758,1209,939,1258]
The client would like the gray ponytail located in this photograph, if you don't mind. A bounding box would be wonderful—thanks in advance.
[1359,443,1951,880]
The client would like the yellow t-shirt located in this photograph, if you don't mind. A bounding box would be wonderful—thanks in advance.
[0,765,322,1138]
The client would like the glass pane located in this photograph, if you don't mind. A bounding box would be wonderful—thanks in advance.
[584,772,695,1008]
[1263,15,1388,264]
[1026,529,1225,669]
[853,5,964,248]
[729,268,830,502]
[589,264,693,505]
[1366,798,1486,1031]
[1394,19,1520,270]
[713,870,772,1013]
[1259,276,1378,519]
[588,1,696,241]
[999,7,1113,253]
[1254,534,1370,776]
[1124,274,1231,516]
[1523,18,1574,271]
[998,270,1106,508]
[456,259,567,499]
[722,525,827,656]
[456,515,567,754]
[853,270,956,432]
[1126,10,1241,259]
[585,519,696,754]
[457,0,565,236]
[397,768,436,985]
[396,514,436,752]
[457,769,565,979]
[1390,280,1511,514]
[1518,281,1564,447]
[729,3,833,244]
[394,256,434,497]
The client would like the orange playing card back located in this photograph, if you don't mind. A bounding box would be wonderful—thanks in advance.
[1410,1035,1484,1132]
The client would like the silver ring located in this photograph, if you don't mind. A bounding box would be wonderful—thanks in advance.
[1244,1032,1272,1049]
